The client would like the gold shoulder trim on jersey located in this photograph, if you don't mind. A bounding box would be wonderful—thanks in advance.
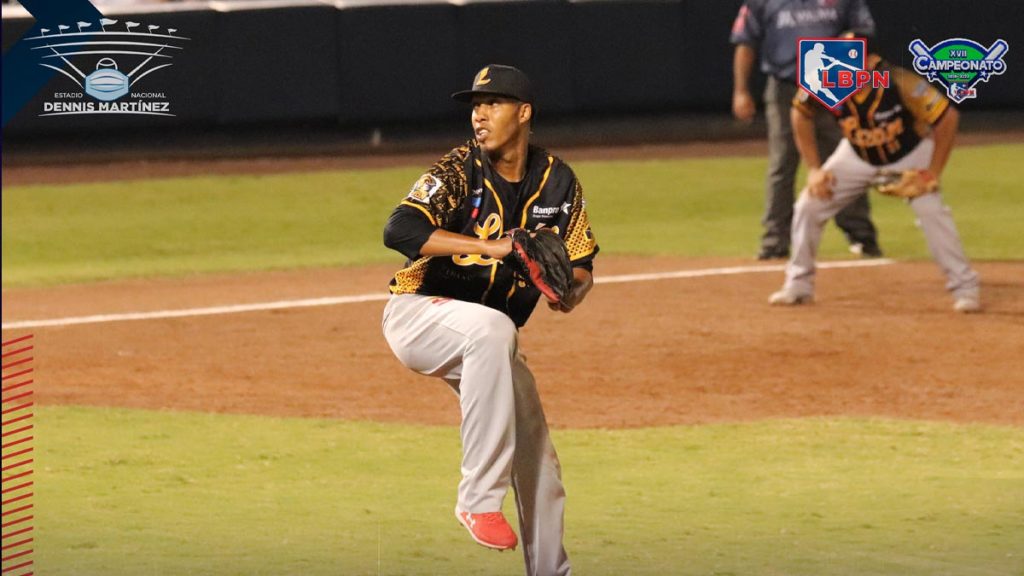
[400,200,438,226]
[570,244,597,262]
[564,193,597,261]
[520,155,554,227]
[390,256,432,295]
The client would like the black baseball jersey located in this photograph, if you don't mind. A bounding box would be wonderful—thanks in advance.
[383,140,598,327]
[794,55,950,165]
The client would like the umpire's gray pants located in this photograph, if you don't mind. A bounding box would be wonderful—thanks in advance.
[783,138,979,300]
[763,76,878,251]
[383,294,571,576]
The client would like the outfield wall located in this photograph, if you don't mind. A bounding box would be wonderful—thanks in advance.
[3,0,1022,137]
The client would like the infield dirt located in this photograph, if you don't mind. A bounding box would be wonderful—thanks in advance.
[4,257,1022,428]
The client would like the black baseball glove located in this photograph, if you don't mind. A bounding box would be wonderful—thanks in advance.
[504,228,573,303]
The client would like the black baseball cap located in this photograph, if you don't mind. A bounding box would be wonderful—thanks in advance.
[451,65,534,104]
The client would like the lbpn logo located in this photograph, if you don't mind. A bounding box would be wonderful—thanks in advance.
[797,38,889,110]
[25,19,189,117]
[910,38,1008,103]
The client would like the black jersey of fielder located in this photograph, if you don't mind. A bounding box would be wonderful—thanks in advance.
[794,56,950,165]
[383,141,599,327]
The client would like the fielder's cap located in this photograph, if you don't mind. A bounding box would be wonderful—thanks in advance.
[451,65,534,104]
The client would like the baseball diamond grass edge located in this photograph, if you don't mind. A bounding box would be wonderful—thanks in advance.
[3,144,1022,287]
[34,406,1023,576]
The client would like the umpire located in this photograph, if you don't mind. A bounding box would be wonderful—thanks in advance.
[731,0,882,260]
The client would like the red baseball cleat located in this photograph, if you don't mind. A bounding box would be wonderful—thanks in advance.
[455,507,518,551]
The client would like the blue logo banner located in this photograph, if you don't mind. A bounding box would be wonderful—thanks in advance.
[2,0,102,126]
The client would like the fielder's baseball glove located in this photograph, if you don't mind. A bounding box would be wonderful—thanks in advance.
[504,228,573,303]
[870,169,938,199]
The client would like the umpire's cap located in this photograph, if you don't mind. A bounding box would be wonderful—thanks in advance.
[451,65,534,104]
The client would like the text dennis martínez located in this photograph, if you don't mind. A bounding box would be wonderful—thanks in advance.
[43,101,171,113]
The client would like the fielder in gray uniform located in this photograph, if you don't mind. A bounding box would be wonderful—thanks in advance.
[382,65,598,575]
[731,0,881,259]
[769,54,981,312]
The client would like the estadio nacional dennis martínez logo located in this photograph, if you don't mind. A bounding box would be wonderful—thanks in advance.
[910,38,1008,103]
[25,19,189,117]
[797,38,890,110]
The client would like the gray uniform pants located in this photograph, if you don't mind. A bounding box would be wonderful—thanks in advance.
[382,294,571,576]
[783,138,979,300]
[763,75,878,252]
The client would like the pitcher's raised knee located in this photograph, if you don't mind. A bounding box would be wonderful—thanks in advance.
[469,307,518,352]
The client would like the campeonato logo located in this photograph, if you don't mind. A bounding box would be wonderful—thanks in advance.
[797,37,889,110]
[910,38,1009,103]
[25,18,189,117]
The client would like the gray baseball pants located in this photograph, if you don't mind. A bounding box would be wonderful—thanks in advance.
[763,76,878,252]
[382,293,571,576]
[783,138,979,300]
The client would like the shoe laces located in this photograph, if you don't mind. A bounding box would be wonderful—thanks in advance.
[468,511,505,526]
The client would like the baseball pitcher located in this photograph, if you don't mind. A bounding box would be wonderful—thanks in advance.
[770,53,980,312]
[382,65,598,576]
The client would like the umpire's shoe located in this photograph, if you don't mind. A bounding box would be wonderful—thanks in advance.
[455,507,518,551]
[756,247,790,261]
[848,241,884,258]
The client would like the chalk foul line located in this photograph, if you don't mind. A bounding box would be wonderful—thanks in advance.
[2,259,893,329]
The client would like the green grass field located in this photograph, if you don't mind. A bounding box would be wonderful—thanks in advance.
[37,407,1024,576]
[5,145,1023,575]
[3,143,1023,286]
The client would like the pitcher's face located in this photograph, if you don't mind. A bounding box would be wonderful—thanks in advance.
[471,96,530,154]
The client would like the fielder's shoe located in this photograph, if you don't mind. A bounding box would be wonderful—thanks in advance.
[769,289,814,306]
[953,296,982,314]
[455,507,518,551]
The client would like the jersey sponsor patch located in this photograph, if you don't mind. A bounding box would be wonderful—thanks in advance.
[531,204,561,218]
[407,174,444,203]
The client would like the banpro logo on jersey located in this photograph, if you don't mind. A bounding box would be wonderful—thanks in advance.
[797,38,889,110]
